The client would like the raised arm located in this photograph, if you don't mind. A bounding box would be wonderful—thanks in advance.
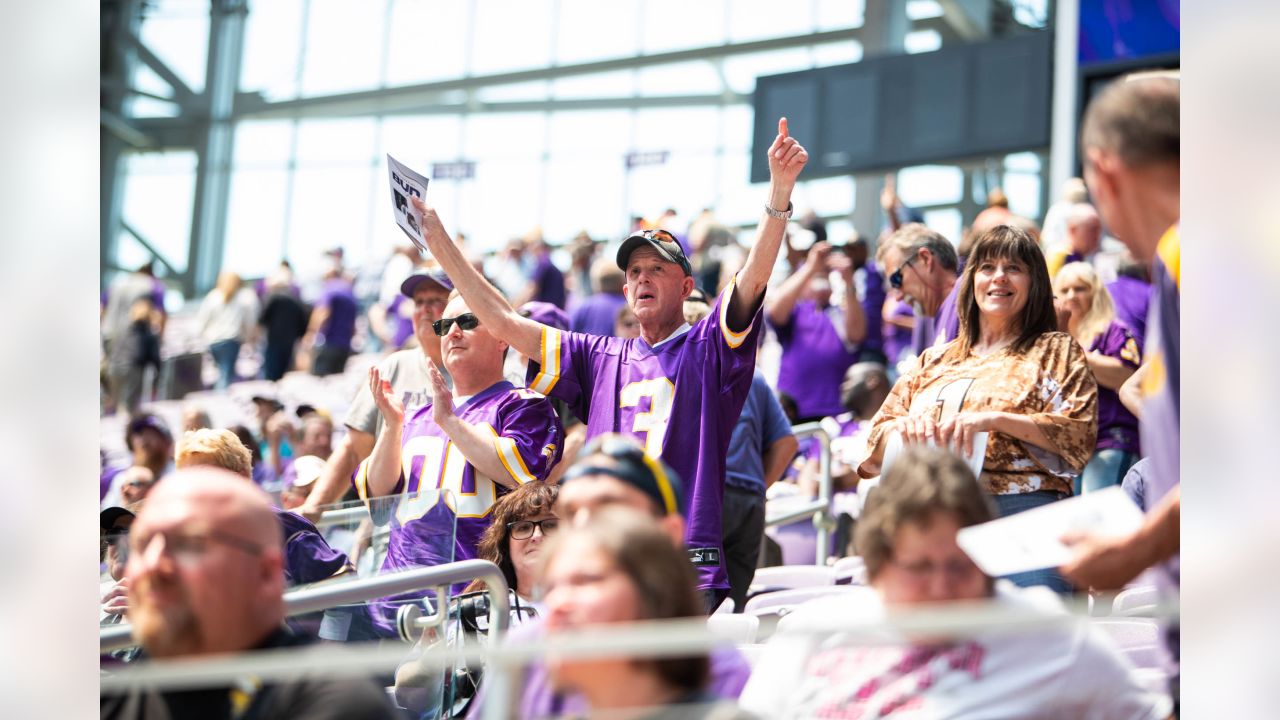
[423,360,520,489]
[411,198,545,359]
[728,117,809,330]
[765,241,829,327]
[364,367,408,498]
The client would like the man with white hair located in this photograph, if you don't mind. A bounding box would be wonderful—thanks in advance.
[1046,202,1103,279]
[101,467,396,718]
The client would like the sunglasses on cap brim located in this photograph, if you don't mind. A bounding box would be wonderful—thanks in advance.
[432,313,481,336]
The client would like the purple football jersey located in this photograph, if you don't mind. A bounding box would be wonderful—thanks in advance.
[883,300,915,364]
[526,282,763,591]
[275,508,351,587]
[858,261,887,356]
[356,381,563,634]
[772,300,858,419]
[315,278,358,350]
[1090,321,1142,454]
[569,292,628,337]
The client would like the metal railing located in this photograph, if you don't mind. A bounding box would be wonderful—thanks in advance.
[763,422,835,565]
[100,559,510,653]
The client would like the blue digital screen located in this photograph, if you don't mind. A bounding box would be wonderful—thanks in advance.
[1078,0,1180,65]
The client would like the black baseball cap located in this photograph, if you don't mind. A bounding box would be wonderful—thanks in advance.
[616,229,692,277]
[561,434,685,516]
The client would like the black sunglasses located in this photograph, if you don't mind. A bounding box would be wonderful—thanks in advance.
[889,250,920,290]
[432,313,481,336]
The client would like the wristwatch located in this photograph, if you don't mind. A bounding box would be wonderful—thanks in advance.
[764,201,794,220]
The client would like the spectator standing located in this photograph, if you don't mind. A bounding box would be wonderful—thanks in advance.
[105,296,162,416]
[1055,262,1142,492]
[412,117,810,610]
[258,270,310,381]
[1062,74,1181,706]
[844,236,887,364]
[101,468,396,719]
[860,226,1098,593]
[305,265,358,377]
[1040,177,1090,253]
[297,270,453,522]
[523,234,568,309]
[1107,253,1154,344]
[196,271,258,389]
[766,241,867,423]
[103,414,175,508]
[102,261,167,356]
[1046,203,1104,279]
[877,224,962,356]
[569,258,628,337]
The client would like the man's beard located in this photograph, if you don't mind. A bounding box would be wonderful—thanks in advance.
[131,576,201,657]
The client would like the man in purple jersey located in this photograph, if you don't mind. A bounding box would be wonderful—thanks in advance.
[1107,255,1153,346]
[359,294,564,636]
[305,265,359,376]
[569,259,628,337]
[1062,72,1180,707]
[411,118,809,609]
[876,223,961,355]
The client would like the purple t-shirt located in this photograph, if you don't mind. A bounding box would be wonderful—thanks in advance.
[356,381,563,634]
[532,254,567,309]
[275,508,351,587]
[569,292,627,337]
[527,283,763,591]
[315,278,358,350]
[909,281,960,356]
[386,294,415,348]
[1107,275,1152,349]
[772,300,859,420]
[466,619,752,719]
[883,300,915,365]
[858,261,886,356]
[1089,321,1142,454]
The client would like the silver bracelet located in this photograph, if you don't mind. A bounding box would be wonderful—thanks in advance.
[764,201,794,220]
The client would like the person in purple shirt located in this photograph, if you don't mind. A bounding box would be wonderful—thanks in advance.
[523,236,568,309]
[1106,254,1153,346]
[1062,73,1180,709]
[876,223,961,356]
[412,117,810,609]
[881,298,916,368]
[306,267,358,377]
[568,258,628,337]
[359,294,564,637]
[1056,262,1143,493]
[766,240,866,423]
[846,236,888,364]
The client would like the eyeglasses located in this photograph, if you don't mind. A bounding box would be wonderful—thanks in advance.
[414,295,448,310]
[889,556,982,584]
[432,313,481,336]
[888,250,920,290]
[507,518,560,540]
[129,529,264,566]
[101,528,131,559]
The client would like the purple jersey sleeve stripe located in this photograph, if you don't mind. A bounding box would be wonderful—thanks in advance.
[530,326,562,395]
[486,423,538,485]
[717,277,754,349]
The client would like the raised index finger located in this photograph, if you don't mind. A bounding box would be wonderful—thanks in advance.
[778,117,789,139]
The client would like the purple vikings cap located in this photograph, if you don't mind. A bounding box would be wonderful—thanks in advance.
[616,229,693,277]
[400,269,454,298]
[519,301,570,331]
[125,413,172,448]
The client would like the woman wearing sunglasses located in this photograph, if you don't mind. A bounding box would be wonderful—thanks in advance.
[858,225,1097,594]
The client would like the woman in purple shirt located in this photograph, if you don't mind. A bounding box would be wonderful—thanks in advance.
[1055,262,1142,493]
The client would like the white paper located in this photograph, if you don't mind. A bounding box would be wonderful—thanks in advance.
[387,154,430,254]
[881,430,988,482]
[956,487,1145,577]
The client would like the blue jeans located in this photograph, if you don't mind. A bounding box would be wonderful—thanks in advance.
[991,491,1073,594]
[1076,448,1139,495]
[208,339,240,390]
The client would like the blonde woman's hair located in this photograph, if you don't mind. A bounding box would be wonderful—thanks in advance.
[1054,261,1117,349]
[176,428,253,479]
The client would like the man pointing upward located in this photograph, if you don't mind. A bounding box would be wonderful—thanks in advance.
[412,118,808,609]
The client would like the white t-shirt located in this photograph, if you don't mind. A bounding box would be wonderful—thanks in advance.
[739,583,1170,719]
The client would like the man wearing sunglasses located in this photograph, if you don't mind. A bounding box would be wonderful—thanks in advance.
[298,268,454,524]
[410,117,809,609]
[359,294,565,636]
[875,223,961,356]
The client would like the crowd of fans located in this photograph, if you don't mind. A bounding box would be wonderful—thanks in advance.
[99,73,1180,719]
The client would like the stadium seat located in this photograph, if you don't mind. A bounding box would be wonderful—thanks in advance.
[1111,585,1159,617]
[832,555,867,585]
[743,585,862,618]
[748,565,836,597]
[1091,617,1165,670]
[707,614,759,644]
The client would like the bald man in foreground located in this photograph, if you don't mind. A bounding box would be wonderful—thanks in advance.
[102,468,395,720]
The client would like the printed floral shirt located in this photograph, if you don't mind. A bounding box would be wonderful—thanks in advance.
[866,332,1097,495]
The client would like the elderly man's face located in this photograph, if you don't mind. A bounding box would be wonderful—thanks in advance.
[410,283,450,349]
[126,484,277,658]
[622,247,692,329]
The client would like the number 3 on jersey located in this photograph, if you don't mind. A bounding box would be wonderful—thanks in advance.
[620,378,676,458]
